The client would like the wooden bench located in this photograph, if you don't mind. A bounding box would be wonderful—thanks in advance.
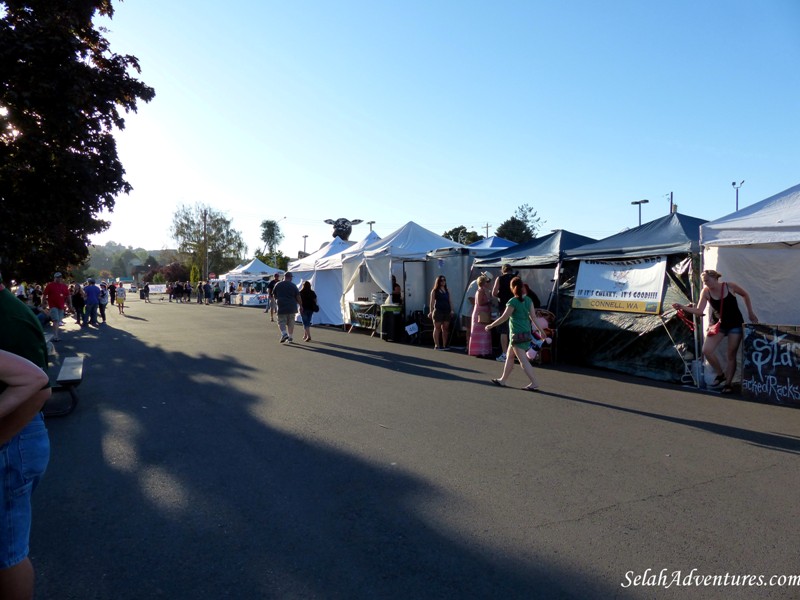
[45,356,84,417]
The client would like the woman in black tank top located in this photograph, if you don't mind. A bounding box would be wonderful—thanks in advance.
[672,269,758,394]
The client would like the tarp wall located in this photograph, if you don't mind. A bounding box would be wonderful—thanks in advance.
[556,255,698,382]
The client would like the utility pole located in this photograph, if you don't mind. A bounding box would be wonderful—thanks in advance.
[202,209,208,280]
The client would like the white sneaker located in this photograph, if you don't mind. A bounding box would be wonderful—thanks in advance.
[496,353,507,362]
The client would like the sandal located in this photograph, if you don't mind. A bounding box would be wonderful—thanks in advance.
[712,373,725,387]
[721,386,734,394]
[491,378,507,387]
[523,385,540,392]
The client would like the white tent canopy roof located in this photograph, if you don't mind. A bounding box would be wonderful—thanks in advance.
[287,237,354,272]
[357,221,467,261]
[314,230,381,271]
[342,221,467,297]
[701,182,800,247]
[224,257,282,277]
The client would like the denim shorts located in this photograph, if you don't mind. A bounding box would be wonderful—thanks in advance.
[300,311,313,327]
[49,307,64,323]
[0,413,50,568]
[723,326,743,336]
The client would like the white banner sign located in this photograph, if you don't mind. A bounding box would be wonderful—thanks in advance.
[148,284,166,294]
[573,257,667,314]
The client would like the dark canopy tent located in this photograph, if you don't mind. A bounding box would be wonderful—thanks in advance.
[474,229,598,267]
[557,213,708,382]
[470,230,598,312]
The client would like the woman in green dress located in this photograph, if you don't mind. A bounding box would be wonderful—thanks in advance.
[485,276,541,391]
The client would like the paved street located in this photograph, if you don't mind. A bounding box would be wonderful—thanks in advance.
[32,296,800,599]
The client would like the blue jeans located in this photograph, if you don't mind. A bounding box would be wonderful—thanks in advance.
[0,414,50,568]
[84,303,99,325]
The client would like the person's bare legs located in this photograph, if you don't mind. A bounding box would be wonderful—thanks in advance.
[441,321,450,348]
[500,333,509,356]
[702,334,725,383]
[512,344,540,389]
[0,557,35,600]
[433,322,443,349]
[723,332,743,387]
[494,348,516,384]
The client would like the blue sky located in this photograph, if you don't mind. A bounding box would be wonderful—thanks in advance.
[92,0,800,256]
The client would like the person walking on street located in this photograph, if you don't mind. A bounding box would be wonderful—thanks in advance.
[42,272,71,342]
[485,276,541,392]
[273,273,301,343]
[70,282,85,325]
[298,280,318,342]
[116,285,126,315]
[265,273,280,321]
[83,278,101,326]
[98,283,109,323]
[491,264,515,362]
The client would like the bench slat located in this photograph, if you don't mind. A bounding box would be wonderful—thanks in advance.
[56,356,84,386]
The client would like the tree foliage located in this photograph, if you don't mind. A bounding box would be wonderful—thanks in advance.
[442,226,483,245]
[170,203,247,277]
[0,1,155,282]
[260,220,285,255]
[495,204,543,243]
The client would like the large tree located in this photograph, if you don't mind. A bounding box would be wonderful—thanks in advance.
[0,1,155,282]
[171,204,246,278]
[442,226,483,245]
[260,219,285,256]
[495,204,543,244]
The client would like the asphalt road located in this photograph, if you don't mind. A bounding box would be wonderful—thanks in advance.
[32,296,800,599]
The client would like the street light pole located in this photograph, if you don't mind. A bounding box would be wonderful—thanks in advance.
[367,220,375,232]
[202,209,208,280]
[302,235,308,253]
[631,199,649,226]
[732,180,744,211]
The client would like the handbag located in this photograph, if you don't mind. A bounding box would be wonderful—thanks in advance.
[313,302,320,313]
[512,331,532,344]
[706,284,725,336]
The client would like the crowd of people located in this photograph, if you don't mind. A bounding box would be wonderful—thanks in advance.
[8,273,134,343]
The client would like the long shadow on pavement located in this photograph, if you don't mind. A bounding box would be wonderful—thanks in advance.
[32,320,626,599]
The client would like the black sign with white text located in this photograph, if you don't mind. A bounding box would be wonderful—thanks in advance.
[742,324,800,406]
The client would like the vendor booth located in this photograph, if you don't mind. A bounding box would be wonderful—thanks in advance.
[472,229,598,312]
[299,231,382,326]
[701,182,800,405]
[218,257,283,306]
[340,222,467,331]
[557,212,708,383]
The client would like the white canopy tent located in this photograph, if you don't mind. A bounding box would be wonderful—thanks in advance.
[701,182,800,326]
[341,222,466,318]
[287,237,354,274]
[286,237,356,325]
[217,257,283,292]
